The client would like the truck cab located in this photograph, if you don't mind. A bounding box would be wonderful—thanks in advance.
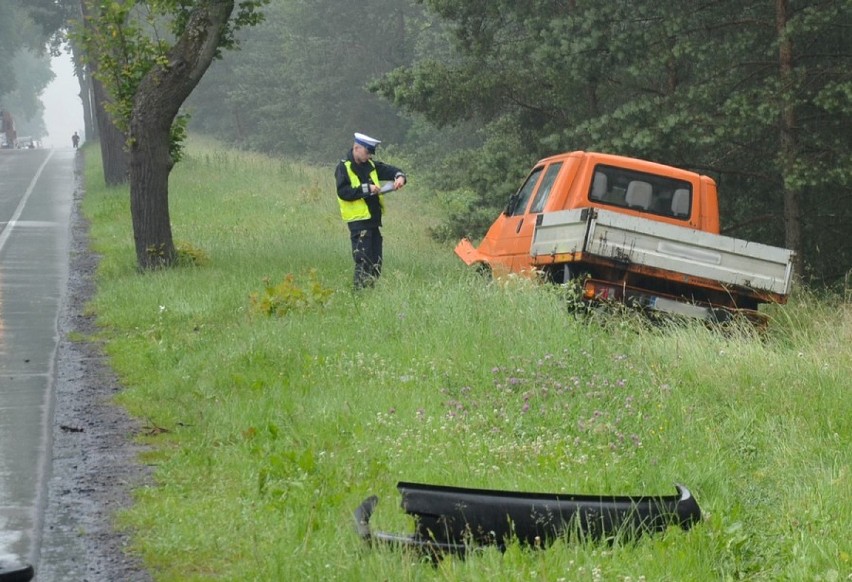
[455,151,720,275]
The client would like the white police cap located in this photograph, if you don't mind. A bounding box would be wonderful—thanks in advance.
[354,132,381,153]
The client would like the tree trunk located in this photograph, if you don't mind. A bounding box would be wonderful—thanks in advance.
[130,118,175,268]
[69,42,96,141]
[92,76,130,185]
[80,0,129,185]
[129,0,236,270]
[775,0,803,278]
[71,3,96,140]
[78,70,95,141]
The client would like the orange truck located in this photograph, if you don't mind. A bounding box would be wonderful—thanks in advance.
[455,151,794,323]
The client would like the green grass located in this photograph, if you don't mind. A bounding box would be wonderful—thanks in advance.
[81,140,851,581]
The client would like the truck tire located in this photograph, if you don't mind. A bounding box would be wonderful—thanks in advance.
[544,264,580,284]
[708,307,733,325]
[474,262,492,280]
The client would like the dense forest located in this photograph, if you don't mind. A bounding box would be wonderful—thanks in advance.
[0,1,56,139]
[6,0,851,285]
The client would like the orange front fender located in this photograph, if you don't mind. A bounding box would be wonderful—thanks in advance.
[454,238,484,266]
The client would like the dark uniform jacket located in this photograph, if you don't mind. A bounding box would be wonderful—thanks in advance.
[335,149,405,231]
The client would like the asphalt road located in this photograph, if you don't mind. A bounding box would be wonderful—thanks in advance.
[0,147,74,576]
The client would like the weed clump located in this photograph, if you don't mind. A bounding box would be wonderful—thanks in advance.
[175,241,210,267]
[249,269,333,317]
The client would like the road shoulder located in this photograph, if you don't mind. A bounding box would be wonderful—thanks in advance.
[37,150,152,581]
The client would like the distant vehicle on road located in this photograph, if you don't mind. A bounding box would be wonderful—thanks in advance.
[15,136,39,149]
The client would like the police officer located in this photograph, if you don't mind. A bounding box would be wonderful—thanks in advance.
[335,132,407,289]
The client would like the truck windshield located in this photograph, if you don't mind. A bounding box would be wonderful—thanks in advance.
[507,167,543,216]
[529,162,563,214]
[588,164,692,219]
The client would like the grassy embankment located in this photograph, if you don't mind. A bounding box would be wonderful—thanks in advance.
[80,140,850,581]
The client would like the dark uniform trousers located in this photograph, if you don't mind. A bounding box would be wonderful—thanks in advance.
[351,227,383,289]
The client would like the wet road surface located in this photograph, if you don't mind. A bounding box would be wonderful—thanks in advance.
[0,147,75,573]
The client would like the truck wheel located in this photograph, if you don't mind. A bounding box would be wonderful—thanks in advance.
[544,264,578,284]
[474,262,492,280]
[708,308,733,325]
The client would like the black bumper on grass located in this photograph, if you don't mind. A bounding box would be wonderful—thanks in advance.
[355,481,701,556]
[0,563,34,582]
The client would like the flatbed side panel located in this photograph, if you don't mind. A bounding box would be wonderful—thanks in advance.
[530,209,589,257]
[587,210,793,295]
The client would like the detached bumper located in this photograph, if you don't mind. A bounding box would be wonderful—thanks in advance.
[0,563,34,582]
[355,481,701,556]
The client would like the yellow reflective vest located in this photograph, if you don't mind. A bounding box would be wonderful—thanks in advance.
[339,160,384,222]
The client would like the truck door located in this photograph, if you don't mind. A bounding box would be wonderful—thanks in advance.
[501,162,563,271]
[487,166,542,272]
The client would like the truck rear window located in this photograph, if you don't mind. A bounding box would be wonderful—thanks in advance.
[588,164,692,219]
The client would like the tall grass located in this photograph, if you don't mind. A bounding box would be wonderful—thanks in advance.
[81,140,850,581]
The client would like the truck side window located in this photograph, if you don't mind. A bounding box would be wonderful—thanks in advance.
[529,162,563,214]
[507,167,543,216]
[590,164,692,220]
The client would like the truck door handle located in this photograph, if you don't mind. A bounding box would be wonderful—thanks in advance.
[516,219,524,233]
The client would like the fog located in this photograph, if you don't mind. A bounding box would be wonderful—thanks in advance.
[41,50,84,149]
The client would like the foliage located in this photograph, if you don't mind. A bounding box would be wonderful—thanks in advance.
[371,0,852,283]
[20,0,79,41]
[174,240,210,266]
[187,0,441,161]
[0,2,53,99]
[76,1,161,136]
[75,0,269,157]
[81,141,851,581]
[249,270,334,317]
[0,49,54,139]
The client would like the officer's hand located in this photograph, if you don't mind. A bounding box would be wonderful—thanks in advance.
[393,176,406,190]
